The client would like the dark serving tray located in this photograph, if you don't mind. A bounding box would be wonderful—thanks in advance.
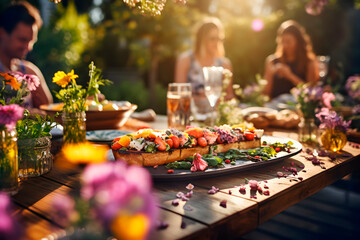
[145,135,302,181]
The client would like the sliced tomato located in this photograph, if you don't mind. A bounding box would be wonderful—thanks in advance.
[197,137,208,147]
[244,132,255,141]
[111,141,122,150]
[165,138,173,148]
[216,135,225,144]
[170,135,180,148]
[155,137,167,151]
[112,137,121,142]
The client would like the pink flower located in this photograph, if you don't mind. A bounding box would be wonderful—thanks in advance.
[0,104,24,130]
[51,195,76,227]
[81,161,158,233]
[0,193,23,240]
[322,92,335,109]
[11,72,40,91]
[190,153,208,172]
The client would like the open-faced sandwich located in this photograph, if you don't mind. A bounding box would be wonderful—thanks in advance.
[111,125,264,167]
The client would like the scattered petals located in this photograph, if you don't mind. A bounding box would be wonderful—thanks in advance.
[186,183,194,190]
[208,186,219,194]
[248,180,259,191]
[219,200,227,208]
[172,199,179,206]
[157,221,169,230]
[263,190,270,196]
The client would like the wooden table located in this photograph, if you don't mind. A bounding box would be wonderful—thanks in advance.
[10,120,360,239]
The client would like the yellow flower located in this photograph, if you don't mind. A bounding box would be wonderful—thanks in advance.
[56,142,108,170]
[111,213,150,240]
[52,70,78,87]
[0,72,21,90]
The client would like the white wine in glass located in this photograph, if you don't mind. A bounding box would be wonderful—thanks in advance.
[203,66,223,126]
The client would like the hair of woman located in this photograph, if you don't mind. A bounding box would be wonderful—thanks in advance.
[193,17,225,58]
[275,20,316,75]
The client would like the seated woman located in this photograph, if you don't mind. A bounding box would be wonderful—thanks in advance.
[263,20,319,100]
[174,17,235,118]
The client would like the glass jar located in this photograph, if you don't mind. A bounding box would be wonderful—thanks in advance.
[298,117,318,145]
[0,127,19,195]
[62,111,86,144]
[320,129,347,152]
[18,136,52,177]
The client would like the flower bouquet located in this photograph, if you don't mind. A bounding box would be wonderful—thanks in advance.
[291,83,335,144]
[52,62,111,144]
[1,72,32,194]
[316,108,351,152]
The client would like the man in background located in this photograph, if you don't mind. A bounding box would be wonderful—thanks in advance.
[0,1,53,108]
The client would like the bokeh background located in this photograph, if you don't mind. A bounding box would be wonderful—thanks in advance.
[1,0,359,114]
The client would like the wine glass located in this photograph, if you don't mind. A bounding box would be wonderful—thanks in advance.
[203,66,223,126]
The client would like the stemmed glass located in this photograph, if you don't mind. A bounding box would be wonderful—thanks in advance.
[203,66,223,126]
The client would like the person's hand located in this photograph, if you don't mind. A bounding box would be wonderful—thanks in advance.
[274,63,293,80]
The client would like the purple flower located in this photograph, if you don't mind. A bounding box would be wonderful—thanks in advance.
[51,195,76,227]
[316,108,351,133]
[0,104,24,130]
[0,193,22,240]
[81,161,158,233]
[10,72,40,91]
[346,76,360,101]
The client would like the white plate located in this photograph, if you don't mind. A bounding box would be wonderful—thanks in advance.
[86,130,131,142]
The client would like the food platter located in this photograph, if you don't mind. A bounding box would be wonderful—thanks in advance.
[145,135,302,181]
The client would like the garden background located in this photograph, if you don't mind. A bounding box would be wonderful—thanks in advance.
[1,0,359,114]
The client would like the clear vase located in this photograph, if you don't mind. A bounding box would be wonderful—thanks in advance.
[18,136,52,177]
[62,111,86,144]
[0,127,19,195]
[320,129,347,152]
[298,117,318,145]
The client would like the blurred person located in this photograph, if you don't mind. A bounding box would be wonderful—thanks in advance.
[174,17,235,116]
[263,20,319,99]
[0,1,53,109]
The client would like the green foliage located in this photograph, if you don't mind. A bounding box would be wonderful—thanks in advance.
[16,111,58,139]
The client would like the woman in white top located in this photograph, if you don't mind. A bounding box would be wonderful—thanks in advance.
[174,17,235,115]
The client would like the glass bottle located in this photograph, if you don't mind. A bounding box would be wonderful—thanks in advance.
[320,129,347,152]
[62,111,86,144]
[0,127,19,195]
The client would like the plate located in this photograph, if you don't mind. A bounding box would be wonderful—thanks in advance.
[240,107,278,116]
[145,135,302,181]
[86,130,131,142]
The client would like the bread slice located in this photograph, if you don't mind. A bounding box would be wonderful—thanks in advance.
[112,138,261,166]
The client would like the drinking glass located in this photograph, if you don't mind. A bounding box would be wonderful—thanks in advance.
[203,66,223,126]
[317,55,330,80]
[167,83,192,131]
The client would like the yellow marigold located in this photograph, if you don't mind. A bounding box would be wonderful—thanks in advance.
[52,69,78,87]
[0,72,21,90]
[60,142,108,165]
[111,213,150,240]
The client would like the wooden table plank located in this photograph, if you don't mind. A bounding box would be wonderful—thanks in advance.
[154,182,258,239]
[151,208,210,240]
[12,176,73,227]
[13,205,64,240]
